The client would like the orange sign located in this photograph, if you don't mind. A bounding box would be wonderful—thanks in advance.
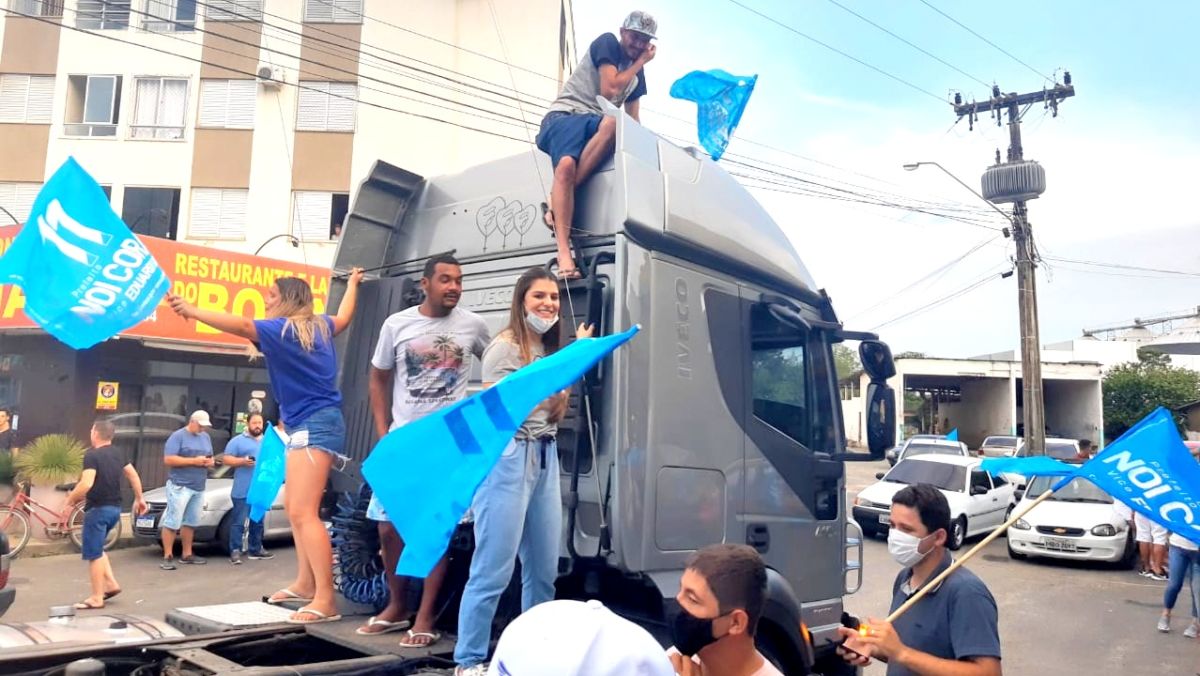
[0,225,331,347]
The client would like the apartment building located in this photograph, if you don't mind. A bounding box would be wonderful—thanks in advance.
[0,0,574,266]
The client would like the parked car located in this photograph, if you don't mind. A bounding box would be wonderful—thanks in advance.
[852,455,1016,549]
[978,435,1023,458]
[0,531,14,617]
[1007,475,1136,567]
[132,464,288,553]
[110,412,232,451]
[886,437,969,467]
[1001,437,1083,487]
[884,434,950,466]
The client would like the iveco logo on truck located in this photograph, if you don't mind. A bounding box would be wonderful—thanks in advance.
[675,277,691,379]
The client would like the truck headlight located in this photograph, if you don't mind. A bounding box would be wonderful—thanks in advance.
[1011,519,1031,530]
[1091,524,1117,537]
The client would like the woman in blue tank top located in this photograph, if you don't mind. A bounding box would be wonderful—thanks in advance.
[167,268,363,624]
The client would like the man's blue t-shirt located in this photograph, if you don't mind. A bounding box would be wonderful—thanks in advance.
[886,551,1001,675]
[252,315,341,426]
[164,427,212,492]
[223,432,261,499]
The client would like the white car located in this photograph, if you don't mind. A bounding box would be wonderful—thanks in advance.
[1000,437,1083,487]
[851,455,1016,550]
[978,435,1023,458]
[885,437,969,467]
[1007,475,1135,566]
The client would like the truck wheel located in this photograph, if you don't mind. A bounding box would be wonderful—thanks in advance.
[948,517,967,551]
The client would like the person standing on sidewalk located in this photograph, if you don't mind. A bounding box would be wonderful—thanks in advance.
[357,254,490,646]
[168,268,364,625]
[65,418,148,609]
[222,412,274,565]
[160,410,214,570]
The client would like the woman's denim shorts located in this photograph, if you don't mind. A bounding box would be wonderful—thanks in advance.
[284,406,345,456]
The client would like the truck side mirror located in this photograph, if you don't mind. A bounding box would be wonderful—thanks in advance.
[860,340,896,381]
[865,382,896,460]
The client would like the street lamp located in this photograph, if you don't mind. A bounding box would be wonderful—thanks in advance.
[254,234,301,256]
[903,161,1012,234]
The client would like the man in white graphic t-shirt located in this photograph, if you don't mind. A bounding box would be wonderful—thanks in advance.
[356,254,490,647]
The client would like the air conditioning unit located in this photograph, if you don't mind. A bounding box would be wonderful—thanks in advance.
[257,64,283,89]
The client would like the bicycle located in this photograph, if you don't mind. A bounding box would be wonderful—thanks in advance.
[0,483,120,557]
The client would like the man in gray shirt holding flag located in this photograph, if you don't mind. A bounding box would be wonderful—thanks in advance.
[537,10,657,278]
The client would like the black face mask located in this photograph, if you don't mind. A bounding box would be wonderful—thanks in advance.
[671,606,727,657]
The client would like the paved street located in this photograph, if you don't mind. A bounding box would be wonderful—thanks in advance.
[845,460,1197,675]
[1,469,1196,674]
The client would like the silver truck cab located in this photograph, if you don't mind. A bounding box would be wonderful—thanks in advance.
[330,103,896,674]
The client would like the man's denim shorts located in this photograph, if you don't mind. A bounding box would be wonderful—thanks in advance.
[81,505,120,561]
[161,481,204,530]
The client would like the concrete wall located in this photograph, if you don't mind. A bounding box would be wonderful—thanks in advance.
[1045,378,1104,445]
[955,378,1015,448]
[842,396,864,446]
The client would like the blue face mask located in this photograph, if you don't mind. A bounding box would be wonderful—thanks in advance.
[525,311,559,335]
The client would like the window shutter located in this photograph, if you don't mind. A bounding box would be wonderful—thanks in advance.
[217,189,247,239]
[226,80,256,127]
[25,76,54,123]
[0,182,44,223]
[0,75,29,123]
[189,188,222,239]
[206,0,261,21]
[198,79,228,127]
[296,81,330,130]
[292,192,332,241]
[326,82,356,131]
[331,0,362,22]
[304,0,333,22]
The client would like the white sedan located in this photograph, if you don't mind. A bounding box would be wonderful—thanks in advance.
[1007,475,1135,566]
[852,455,1016,550]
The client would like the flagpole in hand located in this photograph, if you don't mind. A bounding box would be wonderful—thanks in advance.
[887,488,1056,622]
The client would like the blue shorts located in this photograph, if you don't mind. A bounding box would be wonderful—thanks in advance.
[284,406,345,456]
[536,111,604,169]
[81,505,120,561]
[161,481,204,530]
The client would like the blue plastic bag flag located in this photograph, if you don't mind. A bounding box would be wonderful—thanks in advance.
[981,455,1078,478]
[365,326,641,577]
[669,69,757,161]
[0,158,169,349]
[946,428,959,442]
[1076,407,1200,542]
[247,425,287,522]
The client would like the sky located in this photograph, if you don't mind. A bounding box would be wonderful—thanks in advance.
[572,0,1200,357]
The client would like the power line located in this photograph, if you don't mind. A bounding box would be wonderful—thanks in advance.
[822,0,991,90]
[2,7,532,145]
[1042,256,1200,278]
[871,267,1009,330]
[727,0,951,105]
[914,0,1054,83]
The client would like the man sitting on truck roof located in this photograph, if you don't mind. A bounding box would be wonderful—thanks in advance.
[537,10,657,278]
[667,544,784,676]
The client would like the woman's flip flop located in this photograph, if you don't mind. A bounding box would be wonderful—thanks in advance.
[264,588,314,606]
[355,616,412,636]
[286,607,343,625]
[398,630,442,648]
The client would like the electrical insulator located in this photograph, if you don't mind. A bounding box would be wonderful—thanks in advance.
[954,92,962,106]
[992,84,1001,98]
[1063,71,1072,86]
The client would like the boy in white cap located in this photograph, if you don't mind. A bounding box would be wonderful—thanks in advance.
[536,10,658,278]
[486,599,675,676]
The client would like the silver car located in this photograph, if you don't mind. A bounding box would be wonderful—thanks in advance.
[979,435,1024,458]
[132,465,289,553]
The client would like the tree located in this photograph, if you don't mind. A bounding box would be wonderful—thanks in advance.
[1103,350,1200,440]
[834,344,861,381]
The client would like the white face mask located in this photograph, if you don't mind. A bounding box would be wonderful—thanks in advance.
[887,528,935,568]
[525,311,559,335]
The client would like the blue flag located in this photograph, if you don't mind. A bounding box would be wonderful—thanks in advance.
[247,425,287,522]
[1077,407,1200,542]
[946,428,959,441]
[364,326,641,577]
[669,69,757,161]
[981,455,1078,478]
[0,158,169,349]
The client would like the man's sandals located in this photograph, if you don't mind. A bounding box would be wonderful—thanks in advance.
[539,200,582,280]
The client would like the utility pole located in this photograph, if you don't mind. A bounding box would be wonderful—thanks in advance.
[952,76,1075,456]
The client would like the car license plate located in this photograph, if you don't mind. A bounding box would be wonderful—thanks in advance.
[1042,536,1076,552]
[136,516,156,529]
[878,513,891,525]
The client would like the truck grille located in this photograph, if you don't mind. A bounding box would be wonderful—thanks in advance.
[1036,525,1085,537]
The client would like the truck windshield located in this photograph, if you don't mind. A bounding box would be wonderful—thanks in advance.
[884,460,967,492]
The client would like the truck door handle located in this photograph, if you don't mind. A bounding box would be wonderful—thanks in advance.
[747,524,770,553]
